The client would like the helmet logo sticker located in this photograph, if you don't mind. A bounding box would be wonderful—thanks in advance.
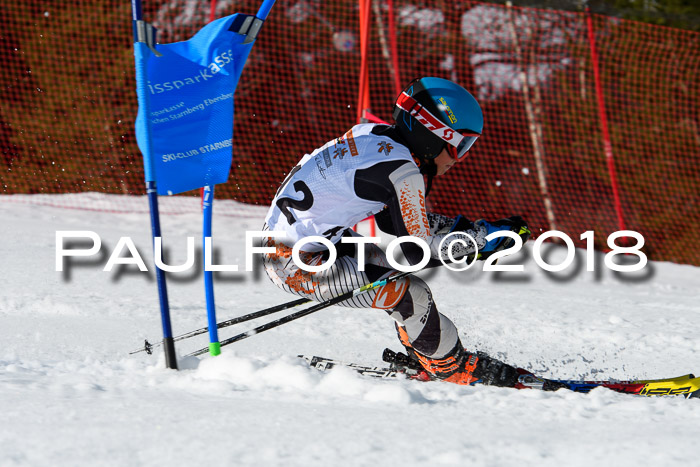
[438,97,458,124]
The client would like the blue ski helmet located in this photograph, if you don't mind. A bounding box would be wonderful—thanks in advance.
[393,77,483,161]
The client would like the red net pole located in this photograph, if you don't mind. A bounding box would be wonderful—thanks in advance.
[387,0,401,96]
[356,0,375,236]
[357,0,371,123]
[586,8,626,233]
[209,0,217,22]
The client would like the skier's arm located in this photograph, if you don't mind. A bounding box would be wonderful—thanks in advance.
[357,161,531,265]
[355,161,484,265]
[376,210,475,267]
[424,211,532,262]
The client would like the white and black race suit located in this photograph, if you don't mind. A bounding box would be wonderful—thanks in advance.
[262,123,486,359]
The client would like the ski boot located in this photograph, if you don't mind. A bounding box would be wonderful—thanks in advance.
[383,345,520,387]
[383,345,569,390]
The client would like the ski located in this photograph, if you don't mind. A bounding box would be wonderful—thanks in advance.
[555,374,699,396]
[299,354,700,398]
[299,355,418,379]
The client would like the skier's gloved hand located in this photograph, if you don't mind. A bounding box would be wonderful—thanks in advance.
[448,214,475,233]
[475,216,530,259]
[428,213,474,236]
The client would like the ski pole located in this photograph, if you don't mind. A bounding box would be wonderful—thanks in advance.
[129,296,311,354]
[186,271,412,357]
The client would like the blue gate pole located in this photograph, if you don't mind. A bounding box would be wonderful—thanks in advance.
[131,0,178,369]
[200,0,277,357]
[231,0,276,80]
[256,0,276,20]
[202,185,220,355]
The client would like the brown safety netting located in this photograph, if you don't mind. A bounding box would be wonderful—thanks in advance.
[1,1,699,264]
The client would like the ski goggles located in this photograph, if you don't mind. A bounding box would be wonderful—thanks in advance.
[447,130,480,161]
[395,91,480,161]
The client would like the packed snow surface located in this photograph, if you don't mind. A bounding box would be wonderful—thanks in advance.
[2,194,699,466]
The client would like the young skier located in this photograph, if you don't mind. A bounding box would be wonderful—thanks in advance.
[262,77,530,387]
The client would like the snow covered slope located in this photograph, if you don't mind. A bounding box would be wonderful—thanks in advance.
[1,194,699,466]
